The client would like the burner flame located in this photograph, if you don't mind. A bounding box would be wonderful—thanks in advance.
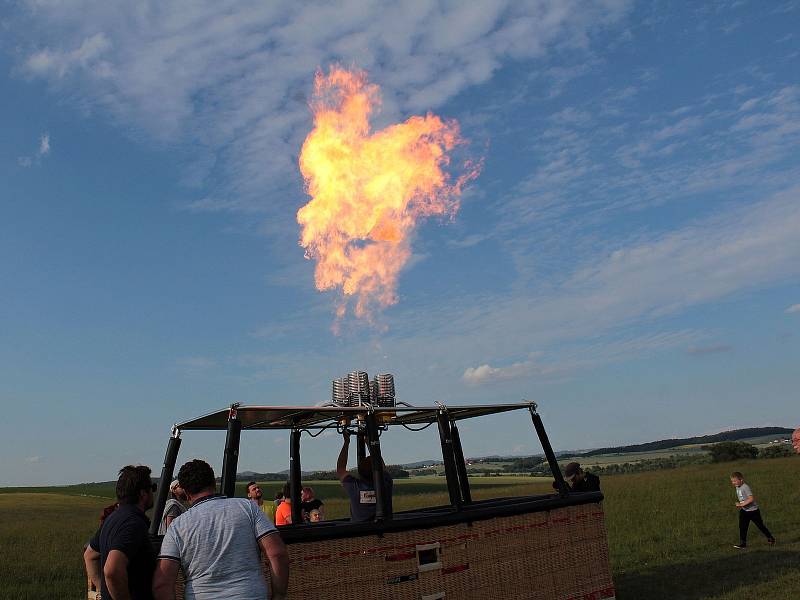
[297,66,480,326]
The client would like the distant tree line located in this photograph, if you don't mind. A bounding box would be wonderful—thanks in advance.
[703,441,794,462]
[486,442,797,478]
[237,465,410,482]
[591,454,709,475]
[581,427,793,458]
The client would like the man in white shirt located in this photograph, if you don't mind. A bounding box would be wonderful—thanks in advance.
[152,460,289,599]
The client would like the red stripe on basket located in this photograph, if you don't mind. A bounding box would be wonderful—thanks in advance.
[563,587,615,600]
[303,554,331,561]
[442,563,469,575]
[552,517,570,524]
[385,552,416,562]
[366,545,396,554]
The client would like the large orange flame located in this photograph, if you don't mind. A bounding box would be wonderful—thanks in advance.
[297,66,479,325]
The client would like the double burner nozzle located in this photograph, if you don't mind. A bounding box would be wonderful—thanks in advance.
[331,371,396,407]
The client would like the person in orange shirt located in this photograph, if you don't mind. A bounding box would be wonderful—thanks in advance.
[274,482,293,526]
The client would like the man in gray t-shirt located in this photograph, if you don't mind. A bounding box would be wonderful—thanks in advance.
[153,460,289,600]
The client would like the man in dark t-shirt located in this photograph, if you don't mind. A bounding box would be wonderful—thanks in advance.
[563,462,601,493]
[84,465,157,600]
[336,433,393,522]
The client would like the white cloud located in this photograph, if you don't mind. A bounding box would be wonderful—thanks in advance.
[446,233,492,249]
[786,304,800,314]
[17,131,51,167]
[39,133,50,156]
[651,116,702,141]
[24,32,112,79]
[462,360,558,385]
[24,456,42,464]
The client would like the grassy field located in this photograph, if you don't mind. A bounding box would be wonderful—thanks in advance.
[1,459,798,599]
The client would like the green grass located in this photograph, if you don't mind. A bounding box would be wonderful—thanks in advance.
[605,457,800,599]
[0,493,109,599]
[1,459,798,599]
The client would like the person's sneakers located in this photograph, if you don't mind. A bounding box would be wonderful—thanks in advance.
[733,543,747,549]
[767,538,776,545]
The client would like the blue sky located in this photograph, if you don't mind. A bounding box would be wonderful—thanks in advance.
[1,1,799,486]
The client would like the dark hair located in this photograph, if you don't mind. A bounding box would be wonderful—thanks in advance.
[116,465,152,504]
[274,491,284,501]
[358,456,373,482]
[282,481,291,499]
[247,481,257,491]
[178,460,216,495]
[731,471,744,479]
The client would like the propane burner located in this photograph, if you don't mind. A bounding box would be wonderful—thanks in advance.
[330,371,396,407]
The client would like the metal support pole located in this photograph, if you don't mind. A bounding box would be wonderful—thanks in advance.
[220,407,242,498]
[530,408,569,496]
[356,431,367,465]
[289,429,302,525]
[437,411,463,510]
[364,412,390,521]
[450,420,472,504]
[149,428,182,536]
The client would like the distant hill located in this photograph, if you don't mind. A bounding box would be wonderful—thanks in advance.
[579,427,793,457]
[399,459,441,469]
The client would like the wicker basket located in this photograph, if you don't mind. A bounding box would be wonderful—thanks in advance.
[264,502,614,600]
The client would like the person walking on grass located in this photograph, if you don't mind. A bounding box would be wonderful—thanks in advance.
[84,465,157,600]
[730,471,775,549]
[152,459,289,600]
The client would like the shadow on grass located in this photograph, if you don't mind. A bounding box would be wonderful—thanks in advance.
[615,549,800,600]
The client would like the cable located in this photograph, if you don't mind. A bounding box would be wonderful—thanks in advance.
[301,422,340,438]
[401,422,435,432]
